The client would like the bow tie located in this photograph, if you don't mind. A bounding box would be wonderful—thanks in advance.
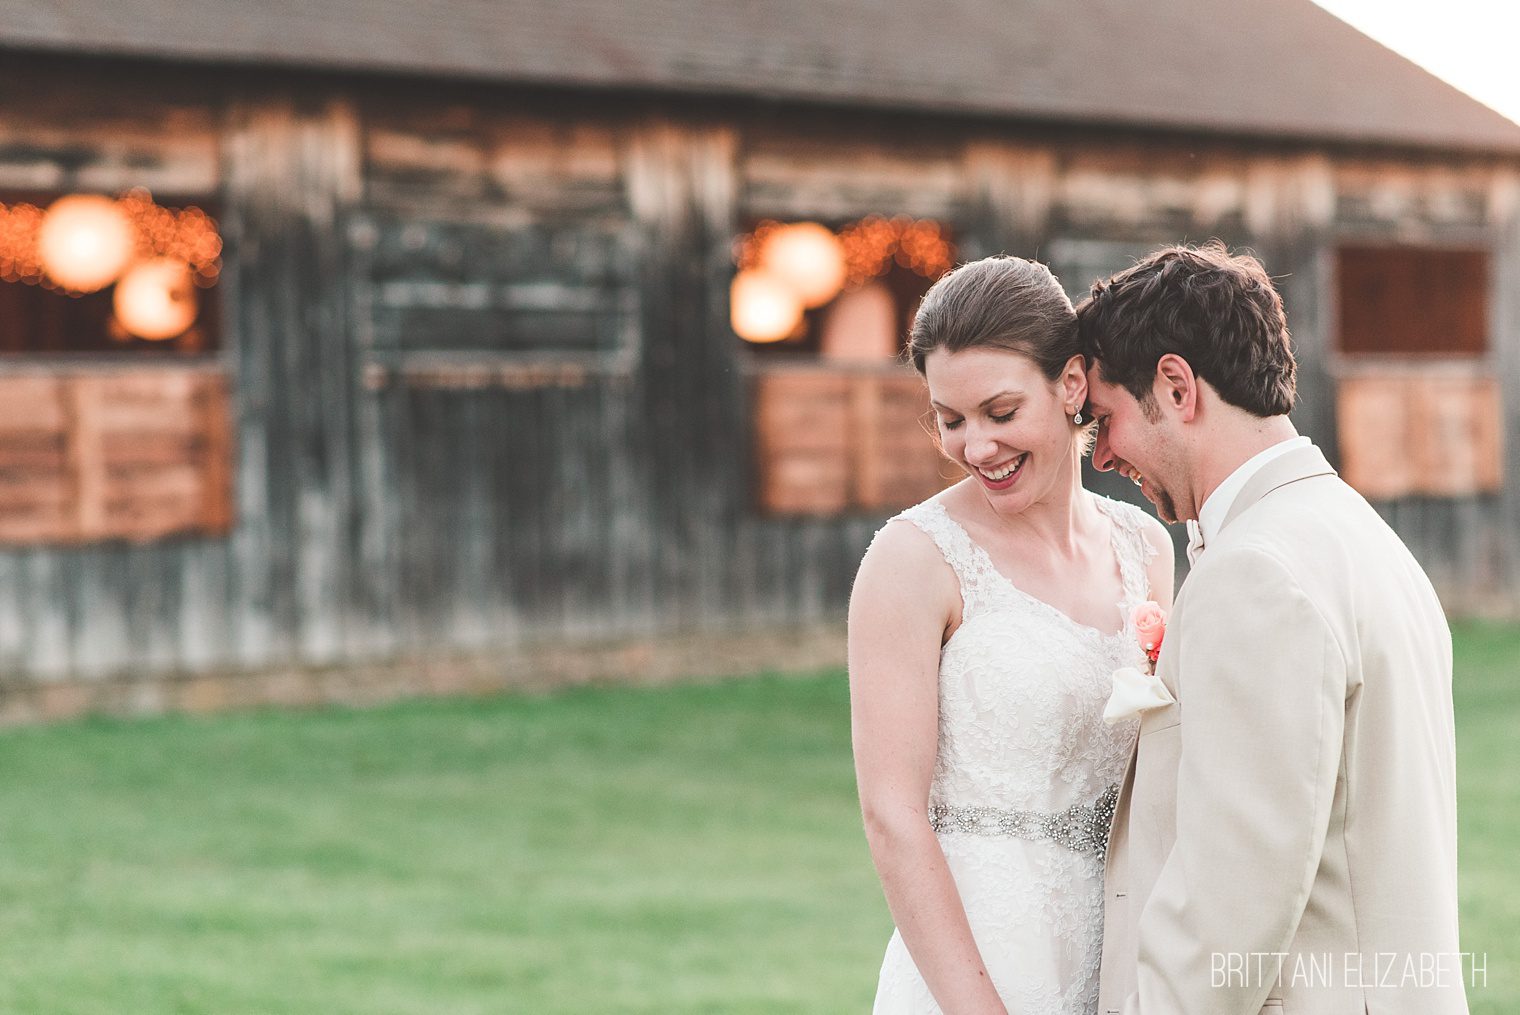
[1186,519,1206,566]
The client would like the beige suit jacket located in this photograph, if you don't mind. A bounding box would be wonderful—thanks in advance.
[1099,445,1468,1015]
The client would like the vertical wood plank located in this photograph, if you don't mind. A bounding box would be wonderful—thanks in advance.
[223,96,364,669]
[627,120,742,631]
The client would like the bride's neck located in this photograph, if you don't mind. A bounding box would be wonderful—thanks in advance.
[991,445,1093,555]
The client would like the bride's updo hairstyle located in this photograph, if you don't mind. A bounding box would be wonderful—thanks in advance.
[908,256,1080,381]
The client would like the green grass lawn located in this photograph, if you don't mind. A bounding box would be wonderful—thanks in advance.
[0,622,1512,1013]
[1451,621,1520,1014]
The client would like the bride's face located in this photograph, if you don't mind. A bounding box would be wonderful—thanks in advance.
[924,346,1084,514]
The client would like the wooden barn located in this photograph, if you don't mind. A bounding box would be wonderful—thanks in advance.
[0,0,1518,716]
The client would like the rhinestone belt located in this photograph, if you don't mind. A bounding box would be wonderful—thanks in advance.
[928,784,1119,857]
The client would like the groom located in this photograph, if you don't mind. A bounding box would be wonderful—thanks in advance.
[1078,244,1468,1015]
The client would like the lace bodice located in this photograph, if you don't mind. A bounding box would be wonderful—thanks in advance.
[871,492,1152,1015]
[894,495,1149,816]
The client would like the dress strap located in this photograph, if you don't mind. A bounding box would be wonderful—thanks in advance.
[885,500,995,615]
[1094,496,1158,613]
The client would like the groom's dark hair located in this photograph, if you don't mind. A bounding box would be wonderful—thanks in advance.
[1075,241,1296,418]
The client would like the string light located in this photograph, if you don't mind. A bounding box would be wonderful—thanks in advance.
[0,201,46,285]
[737,215,955,292]
[0,189,221,299]
[758,222,847,308]
[731,268,803,343]
[36,195,136,293]
[730,215,956,347]
[837,214,955,286]
[117,188,222,287]
[734,220,783,272]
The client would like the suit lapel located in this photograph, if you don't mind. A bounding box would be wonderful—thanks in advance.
[1107,448,1336,913]
[1219,444,1337,533]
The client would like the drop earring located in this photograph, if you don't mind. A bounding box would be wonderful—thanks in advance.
[1072,409,1085,426]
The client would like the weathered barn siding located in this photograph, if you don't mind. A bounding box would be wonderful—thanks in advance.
[0,56,1517,689]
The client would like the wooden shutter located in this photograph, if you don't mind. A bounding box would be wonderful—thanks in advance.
[0,375,73,541]
[1337,372,1502,499]
[755,371,853,515]
[1336,247,1488,357]
[0,369,233,544]
[754,367,949,515]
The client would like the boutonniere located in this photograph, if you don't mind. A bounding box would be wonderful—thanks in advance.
[1103,601,1175,725]
[1130,600,1167,675]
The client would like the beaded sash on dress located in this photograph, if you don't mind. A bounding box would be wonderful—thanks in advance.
[928,784,1119,857]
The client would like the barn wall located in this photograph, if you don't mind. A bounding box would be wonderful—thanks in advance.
[0,62,230,681]
[0,58,1516,688]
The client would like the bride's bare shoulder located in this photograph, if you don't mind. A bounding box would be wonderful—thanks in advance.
[856,513,948,583]
[850,515,961,654]
[852,506,960,613]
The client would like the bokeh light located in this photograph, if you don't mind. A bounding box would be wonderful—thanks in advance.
[113,258,199,340]
[731,268,803,343]
[758,221,847,308]
[37,194,135,293]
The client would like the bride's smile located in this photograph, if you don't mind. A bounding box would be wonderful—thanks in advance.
[973,453,1027,489]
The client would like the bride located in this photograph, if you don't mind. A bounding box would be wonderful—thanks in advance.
[849,256,1173,1014]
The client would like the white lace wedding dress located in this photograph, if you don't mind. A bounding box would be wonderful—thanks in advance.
[871,494,1150,1015]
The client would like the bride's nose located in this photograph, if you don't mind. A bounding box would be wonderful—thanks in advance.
[965,425,1001,465]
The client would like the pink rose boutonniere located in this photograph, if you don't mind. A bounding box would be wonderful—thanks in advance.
[1103,600,1173,725]
[1131,601,1167,673]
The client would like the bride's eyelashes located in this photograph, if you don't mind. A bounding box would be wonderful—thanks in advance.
[939,409,1017,432]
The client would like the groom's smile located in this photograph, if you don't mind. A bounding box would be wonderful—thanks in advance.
[1085,374,1184,524]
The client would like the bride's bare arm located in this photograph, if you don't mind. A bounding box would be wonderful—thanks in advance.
[848,521,1008,1015]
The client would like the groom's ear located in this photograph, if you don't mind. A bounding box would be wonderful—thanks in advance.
[1154,354,1199,423]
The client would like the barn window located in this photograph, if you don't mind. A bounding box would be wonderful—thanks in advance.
[1336,246,1487,357]
[1333,244,1501,499]
[0,190,233,544]
[354,210,637,390]
[733,216,955,515]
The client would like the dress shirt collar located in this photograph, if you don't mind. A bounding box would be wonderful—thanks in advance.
[1196,435,1312,548]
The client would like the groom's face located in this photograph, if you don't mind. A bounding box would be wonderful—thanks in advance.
[1085,367,1185,524]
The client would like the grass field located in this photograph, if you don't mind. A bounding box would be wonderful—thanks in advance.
[0,622,1512,1013]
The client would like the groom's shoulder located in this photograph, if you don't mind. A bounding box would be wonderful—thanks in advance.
[1246,472,1401,552]
[1211,475,1432,600]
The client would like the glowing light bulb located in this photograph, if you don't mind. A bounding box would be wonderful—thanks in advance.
[113,258,198,340]
[758,222,847,308]
[37,194,135,293]
[731,268,803,343]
